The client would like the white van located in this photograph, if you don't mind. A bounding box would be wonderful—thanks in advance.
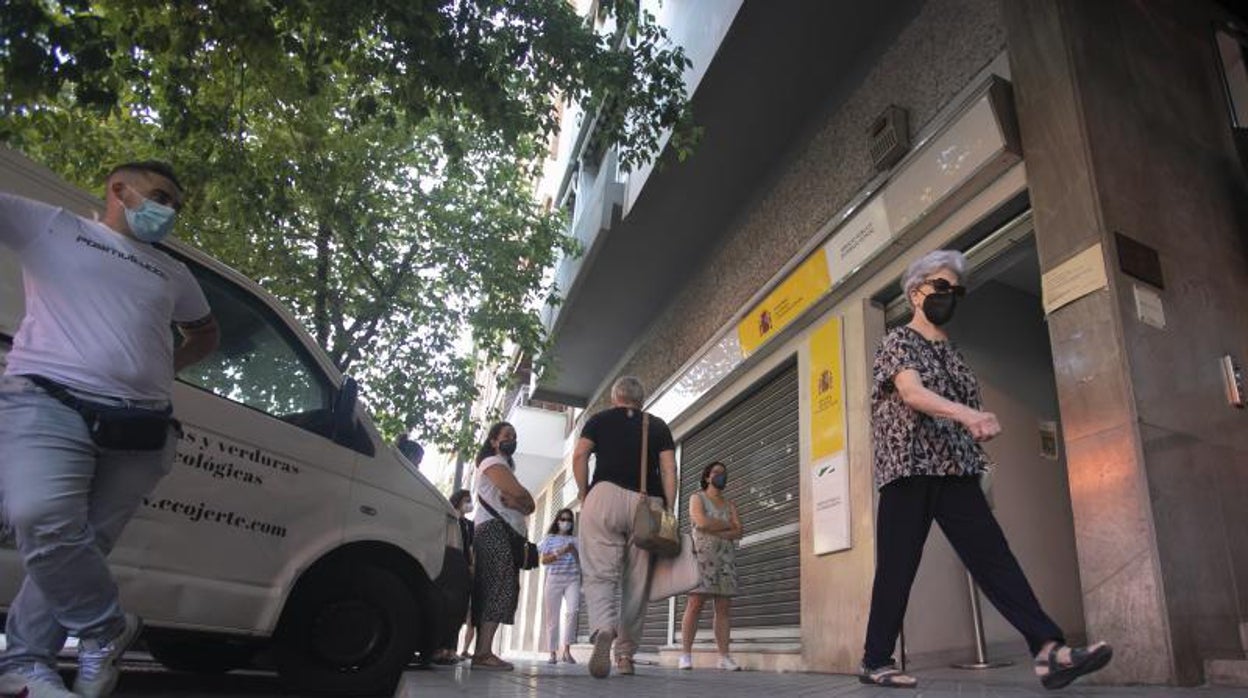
[0,147,469,694]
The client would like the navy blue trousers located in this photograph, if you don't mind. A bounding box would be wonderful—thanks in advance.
[862,475,1064,669]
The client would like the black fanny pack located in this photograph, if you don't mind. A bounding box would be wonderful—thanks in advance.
[24,375,176,451]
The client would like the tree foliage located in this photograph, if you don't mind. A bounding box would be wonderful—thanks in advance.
[0,0,694,451]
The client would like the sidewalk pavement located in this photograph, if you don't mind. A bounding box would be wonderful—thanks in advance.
[396,654,1248,697]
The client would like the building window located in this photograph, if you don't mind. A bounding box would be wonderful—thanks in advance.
[1216,26,1248,129]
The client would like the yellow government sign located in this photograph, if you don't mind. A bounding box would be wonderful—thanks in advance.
[809,316,845,461]
[737,249,831,356]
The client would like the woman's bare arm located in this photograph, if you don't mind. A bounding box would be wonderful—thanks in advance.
[893,369,1000,442]
[483,461,535,514]
[689,493,733,534]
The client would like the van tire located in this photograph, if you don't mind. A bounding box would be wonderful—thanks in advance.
[145,635,255,674]
[273,563,420,695]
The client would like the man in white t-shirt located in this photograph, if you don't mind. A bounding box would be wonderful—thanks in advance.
[0,161,219,698]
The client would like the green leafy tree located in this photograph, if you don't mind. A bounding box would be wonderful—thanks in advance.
[0,0,694,451]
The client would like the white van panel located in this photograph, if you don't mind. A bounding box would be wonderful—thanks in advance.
[0,146,462,665]
[116,381,355,633]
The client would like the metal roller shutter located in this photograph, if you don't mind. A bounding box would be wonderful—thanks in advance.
[674,363,802,641]
[640,362,802,652]
[576,362,798,654]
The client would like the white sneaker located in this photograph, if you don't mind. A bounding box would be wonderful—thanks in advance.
[717,655,741,671]
[678,654,693,670]
[3,665,78,697]
[73,613,143,697]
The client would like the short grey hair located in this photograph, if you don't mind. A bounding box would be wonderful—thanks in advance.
[611,376,646,407]
[901,249,967,295]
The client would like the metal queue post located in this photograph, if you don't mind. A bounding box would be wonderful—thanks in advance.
[952,466,1012,671]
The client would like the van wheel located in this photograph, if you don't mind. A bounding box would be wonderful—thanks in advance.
[274,564,420,695]
[145,635,255,674]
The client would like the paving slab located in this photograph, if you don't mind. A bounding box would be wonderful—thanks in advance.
[396,655,1248,698]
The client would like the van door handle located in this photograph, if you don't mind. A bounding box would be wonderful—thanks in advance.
[359,505,377,516]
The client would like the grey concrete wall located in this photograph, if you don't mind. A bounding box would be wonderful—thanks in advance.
[1005,0,1248,685]
[586,0,1008,414]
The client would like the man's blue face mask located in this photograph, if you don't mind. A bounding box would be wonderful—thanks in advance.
[123,186,177,243]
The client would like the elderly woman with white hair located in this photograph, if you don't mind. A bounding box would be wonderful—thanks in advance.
[858,250,1112,690]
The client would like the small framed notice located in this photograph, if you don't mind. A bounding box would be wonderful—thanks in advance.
[1041,243,1108,315]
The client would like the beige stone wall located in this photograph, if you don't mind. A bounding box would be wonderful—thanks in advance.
[1005,0,1248,685]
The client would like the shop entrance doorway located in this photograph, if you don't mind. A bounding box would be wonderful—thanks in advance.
[872,213,1087,665]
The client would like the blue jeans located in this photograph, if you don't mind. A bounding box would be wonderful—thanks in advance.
[0,375,174,672]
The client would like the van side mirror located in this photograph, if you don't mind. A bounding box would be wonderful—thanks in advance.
[331,376,359,443]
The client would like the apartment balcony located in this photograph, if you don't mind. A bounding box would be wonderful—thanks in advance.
[504,385,572,494]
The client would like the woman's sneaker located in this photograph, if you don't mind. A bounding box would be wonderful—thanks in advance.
[717,656,741,671]
[588,629,615,679]
[678,654,693,670]
[73,613,143,697]
[3,664,77,697]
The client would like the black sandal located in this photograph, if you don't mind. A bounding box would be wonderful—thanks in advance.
[1037,642,1113,690]
[858,663,918,688]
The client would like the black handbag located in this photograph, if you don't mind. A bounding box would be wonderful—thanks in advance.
[24,375,175,451]
[478,498,539,571]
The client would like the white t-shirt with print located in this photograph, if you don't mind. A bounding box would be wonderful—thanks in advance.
[0,192,211,401]
[473,455,527,534]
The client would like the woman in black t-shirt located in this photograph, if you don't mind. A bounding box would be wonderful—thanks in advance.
[572,376,676,679]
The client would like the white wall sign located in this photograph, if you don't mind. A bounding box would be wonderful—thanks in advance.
[1133,284,1166,329]
[811,453,851,555]
[824,196,893,286]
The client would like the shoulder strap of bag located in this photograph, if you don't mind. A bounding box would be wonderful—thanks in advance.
[477,496,519,537]
[638,412,650,495]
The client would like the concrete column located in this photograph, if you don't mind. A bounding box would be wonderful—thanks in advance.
[1004,0,1248,685]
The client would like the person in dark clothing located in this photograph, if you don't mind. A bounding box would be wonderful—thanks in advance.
[397,434,424,468]
[858,250,1112,690]
[428,490,473,665]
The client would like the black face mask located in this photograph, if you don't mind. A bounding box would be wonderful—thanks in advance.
[922,292,958,326]
[499,439,517,456]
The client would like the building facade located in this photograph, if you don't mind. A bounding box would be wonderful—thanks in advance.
[509,0,1248,685]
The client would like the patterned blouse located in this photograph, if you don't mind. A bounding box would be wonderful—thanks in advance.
[872,326,991,488]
